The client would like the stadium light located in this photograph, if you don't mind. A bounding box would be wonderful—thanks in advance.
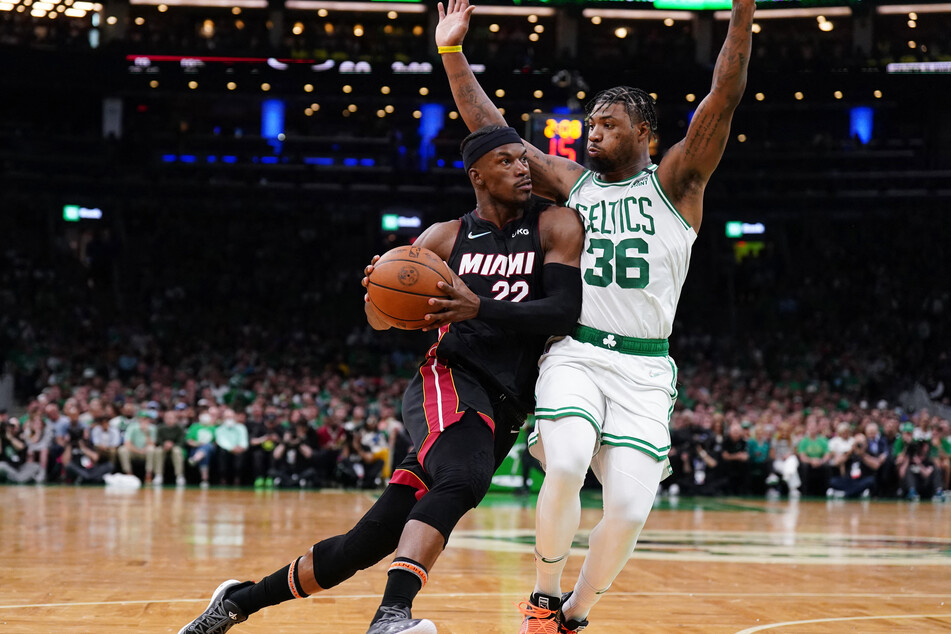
[582,8,693,20]
[877,3,951,14]
[284,1,426,12]
[714,6,850,19]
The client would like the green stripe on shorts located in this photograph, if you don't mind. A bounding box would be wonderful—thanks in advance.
[534,406,602,436]
[601,433,670,461]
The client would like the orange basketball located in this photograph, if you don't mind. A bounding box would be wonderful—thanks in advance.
[366,245,452,330]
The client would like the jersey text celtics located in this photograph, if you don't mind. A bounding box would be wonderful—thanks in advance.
[566,164,697,340]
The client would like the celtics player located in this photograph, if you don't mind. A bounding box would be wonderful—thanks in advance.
[436,0,755,631]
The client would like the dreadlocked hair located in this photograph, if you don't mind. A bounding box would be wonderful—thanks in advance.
[585,86,658,137]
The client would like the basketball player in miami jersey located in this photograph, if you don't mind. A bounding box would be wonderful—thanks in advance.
[436,0,755,631]
[179,126,584,634]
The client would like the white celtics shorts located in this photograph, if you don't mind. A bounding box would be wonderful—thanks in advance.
[529,333,677,466]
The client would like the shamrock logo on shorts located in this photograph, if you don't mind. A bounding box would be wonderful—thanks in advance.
[602,334,617,348]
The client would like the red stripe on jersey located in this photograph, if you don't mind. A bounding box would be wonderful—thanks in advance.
[418,356,464,466]
[475,411,496,434]
[390,468,430,501]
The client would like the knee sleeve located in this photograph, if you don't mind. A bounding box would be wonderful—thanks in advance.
[408,416,495,543]
[313,483,417,589]
[409,455,494,543]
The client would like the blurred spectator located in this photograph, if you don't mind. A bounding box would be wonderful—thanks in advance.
[827,421,856,493]
[827,433,877,499]
[89,414,122,466]
[797,417,832,496]
[23,411,53,482]
[152,409,187,486]
[897,438,943,501]
[933,419,951,493]
[56,403,88,483]
[721,422,751,495]
[214,407,248,486]
[110,402,137,440]
[675,412,725,496]
[770,419,801,498]
[336,426,385,489]
[64,422,114,484]
[747,423,773,495]
[0,417,44,484]
[118,410,157,482]
[248,407,285,488]
[862,421,891,496]
[379,403,411,479]
[186,410,217,488]
[271,416,320,488]
[314,405,348,485]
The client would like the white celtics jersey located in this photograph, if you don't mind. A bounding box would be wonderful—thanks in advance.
[566,164,697,339]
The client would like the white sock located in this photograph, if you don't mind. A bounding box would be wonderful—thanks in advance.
[533,548,569,598]
[562,570,605,622]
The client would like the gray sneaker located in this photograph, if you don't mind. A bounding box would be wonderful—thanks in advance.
[366,604,437,634]
[558,591,589,633]
[178,579,252,634]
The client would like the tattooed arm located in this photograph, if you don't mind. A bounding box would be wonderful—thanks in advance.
[656,0,754,231]
[436,0,584,203]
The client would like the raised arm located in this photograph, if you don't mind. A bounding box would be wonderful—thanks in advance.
[436,0,584,202]
[656,0,754,230]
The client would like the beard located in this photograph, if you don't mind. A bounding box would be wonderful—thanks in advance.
[586,152,618,175]
[587,140,638,175]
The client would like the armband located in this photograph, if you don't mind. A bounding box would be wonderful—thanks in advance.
[476,263,581,334]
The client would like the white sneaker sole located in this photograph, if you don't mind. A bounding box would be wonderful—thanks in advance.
[178,579,242,634]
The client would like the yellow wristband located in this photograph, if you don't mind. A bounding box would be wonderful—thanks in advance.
[437,45,462,54]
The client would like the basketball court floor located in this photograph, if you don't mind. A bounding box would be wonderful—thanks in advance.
[1,485,949,632]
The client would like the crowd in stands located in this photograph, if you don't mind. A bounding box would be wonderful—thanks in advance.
[2,329,948,500]
[666,377,950,501]
[0,385,412,490]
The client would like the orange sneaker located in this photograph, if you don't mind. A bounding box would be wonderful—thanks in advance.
[516,593,562,634]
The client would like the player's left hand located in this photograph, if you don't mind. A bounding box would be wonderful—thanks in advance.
[422,267,479,331]
[361,255,382,294]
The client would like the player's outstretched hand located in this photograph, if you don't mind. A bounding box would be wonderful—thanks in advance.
[436,0,475,48]
[422,267,479,331]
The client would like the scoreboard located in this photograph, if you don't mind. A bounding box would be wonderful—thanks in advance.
[527,113,587,165]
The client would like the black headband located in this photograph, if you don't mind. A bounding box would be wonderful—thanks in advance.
[462,127,523,172]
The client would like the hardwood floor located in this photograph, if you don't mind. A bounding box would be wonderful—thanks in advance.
[1,485,949,632]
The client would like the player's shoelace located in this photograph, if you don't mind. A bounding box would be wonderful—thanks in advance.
[516,600,559,634]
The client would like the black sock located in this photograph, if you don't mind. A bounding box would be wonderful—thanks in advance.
[371,557,428,622]
[229,556,309,616]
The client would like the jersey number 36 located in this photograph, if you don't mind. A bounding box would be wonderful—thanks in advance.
[584,237,650,289]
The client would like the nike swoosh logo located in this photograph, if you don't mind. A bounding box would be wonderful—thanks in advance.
[467,231,491,239]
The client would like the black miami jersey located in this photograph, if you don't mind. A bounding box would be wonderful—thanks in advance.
[398,205,550,471]
[431,206,548,413]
